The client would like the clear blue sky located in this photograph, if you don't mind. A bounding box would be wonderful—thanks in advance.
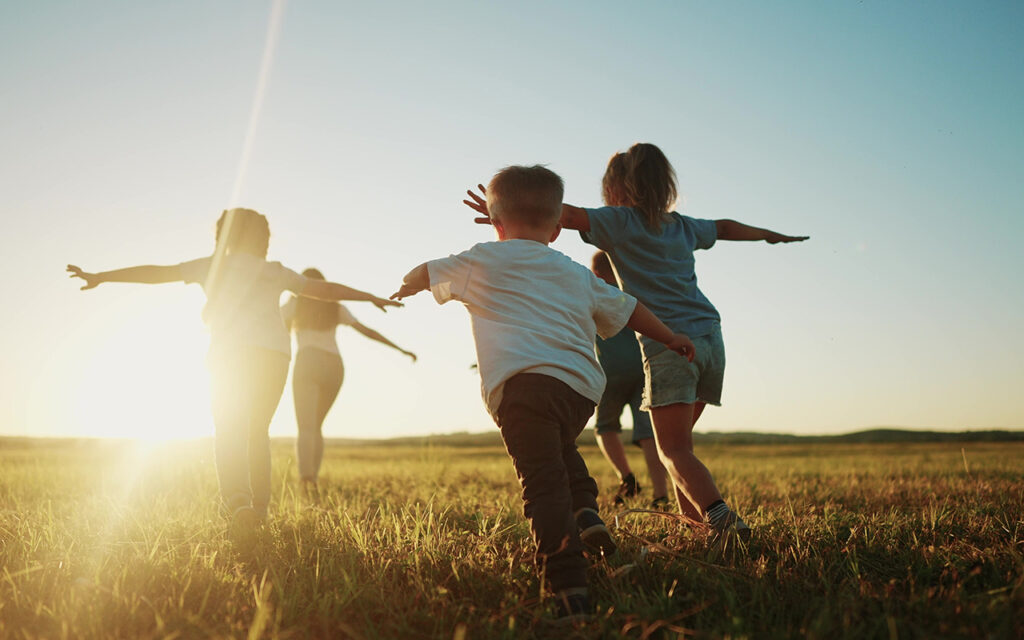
[2,1,1022,439]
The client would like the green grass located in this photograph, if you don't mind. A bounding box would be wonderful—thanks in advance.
[1,438,1021,639]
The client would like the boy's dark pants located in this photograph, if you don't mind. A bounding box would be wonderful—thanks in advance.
[496,373,600,593]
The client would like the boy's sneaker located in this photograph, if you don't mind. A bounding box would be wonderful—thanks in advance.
[650,495,670,510]
[552,589,592,626]
[613,473,641,504]
[708,509,751,543]
[575,508,617,557]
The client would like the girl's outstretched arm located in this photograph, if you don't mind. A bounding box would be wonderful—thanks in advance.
[350,322,417,362]
[464,184,590,232]
[559,204,590,232]
[715,220,809,244]
[66,264,184,290]
[297,279,402,312]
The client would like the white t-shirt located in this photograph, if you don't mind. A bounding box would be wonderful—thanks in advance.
[428,239,637,418]
[178,253,308,356]
[280,297,357,356]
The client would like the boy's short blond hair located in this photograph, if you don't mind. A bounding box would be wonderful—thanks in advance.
[486,165,564,229]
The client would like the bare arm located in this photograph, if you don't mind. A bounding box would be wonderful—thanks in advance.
[715,219,809,244]
[350,322,417,362]
[463,184,590,233]
[66,264,184,290]
[297,279,402,312]
[559,204,590,232]
[625,302,695,361]
[389,263,430,300]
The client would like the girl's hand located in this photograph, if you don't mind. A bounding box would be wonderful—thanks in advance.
[373,296,403,312]
[665,334,696,362]
[403,350,418,363]
[67,264,102,290]
[765,231,809,244]
[463,184,491,224]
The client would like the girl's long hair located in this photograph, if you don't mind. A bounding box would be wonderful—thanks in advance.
[602,143,679,233]
[293,268,340,331]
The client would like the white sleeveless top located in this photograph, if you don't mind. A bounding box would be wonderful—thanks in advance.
[280,298,357,356]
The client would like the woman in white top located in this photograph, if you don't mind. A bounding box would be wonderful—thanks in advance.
[67,208,400,532]
[282,268,416,491]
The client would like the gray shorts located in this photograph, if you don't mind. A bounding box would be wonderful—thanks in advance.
[642,326,725,409]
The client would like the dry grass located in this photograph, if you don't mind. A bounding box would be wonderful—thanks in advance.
[0,438,1021,638]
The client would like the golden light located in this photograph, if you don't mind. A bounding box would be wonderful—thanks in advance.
[67,297,212,441]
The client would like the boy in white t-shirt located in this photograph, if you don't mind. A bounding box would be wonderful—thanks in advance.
[390,165,694,622]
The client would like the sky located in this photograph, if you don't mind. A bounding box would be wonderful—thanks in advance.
[1,1,1022,440]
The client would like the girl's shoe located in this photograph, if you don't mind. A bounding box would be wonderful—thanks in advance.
[709,509,751,543]
[229,505,261,544]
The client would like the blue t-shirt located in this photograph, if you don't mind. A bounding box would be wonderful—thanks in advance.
[596,327,644,384]
[581,206,720,352]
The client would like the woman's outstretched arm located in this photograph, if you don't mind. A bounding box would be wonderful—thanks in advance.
[350,322,417,362]
[66,264,184,290]
[296,279,402,312]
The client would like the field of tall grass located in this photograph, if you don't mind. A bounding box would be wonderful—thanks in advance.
[1,437,1021,639]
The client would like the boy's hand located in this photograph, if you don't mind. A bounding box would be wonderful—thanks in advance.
[666,334,696,362]
[463,184,491,224]
[765,231,809,244]
[389,283,422,301]
[67,264,101,290]
[392,263,430,301]
[373,296,403,312]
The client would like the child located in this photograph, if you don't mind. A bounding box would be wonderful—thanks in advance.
[589,251,669,508]
[67,208,399,534]
[465,145,807,540]
[393,165,694,622]
[282,267,417,495]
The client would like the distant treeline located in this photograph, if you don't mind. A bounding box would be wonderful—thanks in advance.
[1,428,1021,450]
[320,427,1024,448]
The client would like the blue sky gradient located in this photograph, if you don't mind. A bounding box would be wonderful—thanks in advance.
[2,1,1021,438]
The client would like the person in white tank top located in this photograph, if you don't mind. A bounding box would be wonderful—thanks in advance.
[282,267,417,494]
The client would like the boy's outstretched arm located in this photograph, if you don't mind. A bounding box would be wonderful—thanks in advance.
[627,302,695,362]
[463,185,590,233]
[390,263,429,300]
[66,264,184,290]
[298,280,402,312]
[715,220,808,244]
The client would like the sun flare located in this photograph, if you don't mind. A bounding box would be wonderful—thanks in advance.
[68,299,213,440]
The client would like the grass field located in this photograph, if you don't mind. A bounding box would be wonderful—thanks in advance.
[1,437,1021,639]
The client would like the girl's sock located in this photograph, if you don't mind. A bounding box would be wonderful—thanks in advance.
[704,500,730,526]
